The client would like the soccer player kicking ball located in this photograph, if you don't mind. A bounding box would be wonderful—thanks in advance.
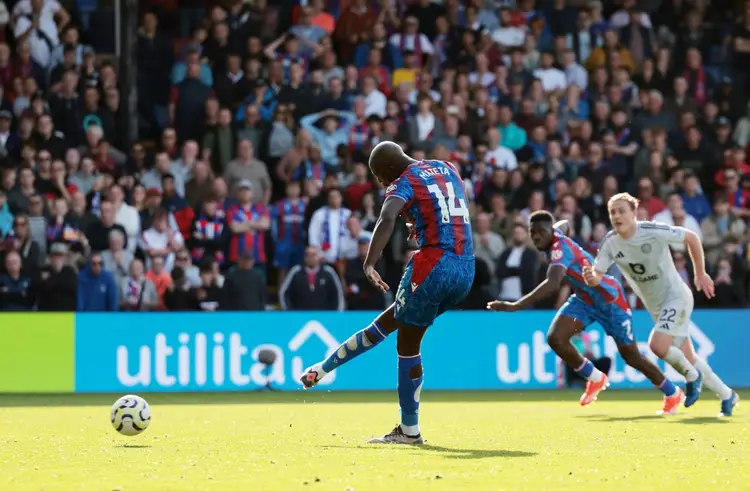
[488,211,685,414]
[300,142,476,444]
[582,193,739,417]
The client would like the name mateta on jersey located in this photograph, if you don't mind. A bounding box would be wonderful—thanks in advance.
[595,222,691,312]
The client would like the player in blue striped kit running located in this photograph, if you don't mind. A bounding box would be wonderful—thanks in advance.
[488,211,685,414]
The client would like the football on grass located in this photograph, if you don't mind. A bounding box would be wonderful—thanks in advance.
[111,395,151,436]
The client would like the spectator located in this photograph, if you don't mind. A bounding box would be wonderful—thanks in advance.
[163,267,194,311]
[187,195,226,271]
[170,140,199,197]
[203,107,237,175]
[0,189,12,238]
[271,180,306,283]
[635,176,666,218]
[710,257,746,308]
[701,197,747,267]
[224,139,272,202]
[170,62,213,143]
[146,256,172,310]
[339,215,372,262]
[13,0,70,69]
[279,245,344,311]
[141,152,178,194]
[300,109,357,165]
[222,249,267,311]
[109,184,140,254]
[76,251,118,312]
[0,250,33,310]
[101,228,132,287]
[496,224,538,302]
[34,241,76,311]
[473,212,506,279]
[7,166,36,214]
[174,250,201,288]
[119,259,158,311]
[309,187,352,265]
[680,172,711,223]
[3,213,41,276]
[140,208,184,272]
[68,156,96,196]
[161,173,195,237]
[191,262,222,312]
[86,200,127,253]
[343,235,386,311]
[185,160,215,210]
[653,192,702,252]
[227,179,270,267]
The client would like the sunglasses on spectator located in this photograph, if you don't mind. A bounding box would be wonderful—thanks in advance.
[177,255,190,261]
[92,260,103,266]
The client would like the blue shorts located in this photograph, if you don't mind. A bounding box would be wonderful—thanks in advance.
[273,242,305,269]
[394,249,475,328]
[558,295,634,346]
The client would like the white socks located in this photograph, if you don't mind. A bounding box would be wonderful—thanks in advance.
[693,357,733,400]
[664,346,699,382]
[400,423,420,436]
[588,368,604,382]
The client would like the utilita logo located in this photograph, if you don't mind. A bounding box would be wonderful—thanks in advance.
[115,321,340,388]
[495,321,715,386]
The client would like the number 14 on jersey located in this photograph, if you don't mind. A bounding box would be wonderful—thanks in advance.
[427,182,470,224]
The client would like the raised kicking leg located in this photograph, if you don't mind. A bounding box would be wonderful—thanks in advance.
[300,305,397,388]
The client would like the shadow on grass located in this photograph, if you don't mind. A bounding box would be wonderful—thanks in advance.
[420,444,537,460]
[115,444,152,449]
[320,444,536,460]
[676,416,730,425]
[577,414,664,422]
[3,390,726,408]
[578,414,730,424]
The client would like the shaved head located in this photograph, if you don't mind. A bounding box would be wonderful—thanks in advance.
[368,141,412,184]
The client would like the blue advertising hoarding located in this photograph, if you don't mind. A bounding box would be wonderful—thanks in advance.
[74,310,750,393]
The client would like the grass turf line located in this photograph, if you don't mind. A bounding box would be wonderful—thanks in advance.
[0,390,748,491]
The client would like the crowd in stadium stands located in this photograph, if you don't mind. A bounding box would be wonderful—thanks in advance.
[0,0,748,312]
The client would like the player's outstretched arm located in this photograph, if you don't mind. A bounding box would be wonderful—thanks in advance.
[363,196,405,292]
[684,229,715,299]
[488,265,566,312]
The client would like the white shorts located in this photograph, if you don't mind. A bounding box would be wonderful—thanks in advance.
[650,294,694,338]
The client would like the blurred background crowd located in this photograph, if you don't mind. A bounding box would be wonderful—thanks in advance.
[0,0,748,313]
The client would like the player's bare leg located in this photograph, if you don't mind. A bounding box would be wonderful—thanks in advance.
[547,315,608,406]
[649,330,703,407]
[300,305,397,388]
[680,337,739,416]
[617,343,684,415]
[368,320,426,445]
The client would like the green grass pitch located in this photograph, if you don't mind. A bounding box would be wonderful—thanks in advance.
[0,391,748,491]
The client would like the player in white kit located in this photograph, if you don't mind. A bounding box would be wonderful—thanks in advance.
[583,193,739,417]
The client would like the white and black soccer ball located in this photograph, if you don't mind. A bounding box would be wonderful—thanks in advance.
[111,395,151,436]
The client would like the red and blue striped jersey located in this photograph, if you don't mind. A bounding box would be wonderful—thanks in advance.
[548,227,627,307]
[227,204,270,264]
[271,198,306,245]
[386,160,473,257]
